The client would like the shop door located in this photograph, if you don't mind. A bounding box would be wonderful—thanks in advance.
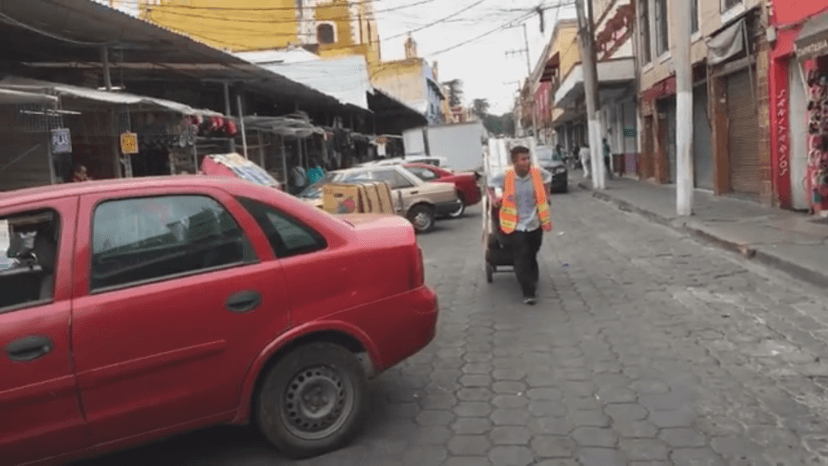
[693,85,715,190]
[789,63,810,210]
[727,69,761,197]
[662,99,678,184]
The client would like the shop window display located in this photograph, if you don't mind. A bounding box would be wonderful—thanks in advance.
[806,63,828,215]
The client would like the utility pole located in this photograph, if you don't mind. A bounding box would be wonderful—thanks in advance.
[506,23,539,142]
[575,0,605,189]
[675,0,694,216]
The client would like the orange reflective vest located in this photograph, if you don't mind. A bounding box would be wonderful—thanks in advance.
[499,167,552,234]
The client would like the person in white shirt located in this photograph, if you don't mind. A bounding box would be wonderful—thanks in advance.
[579,144,591,179]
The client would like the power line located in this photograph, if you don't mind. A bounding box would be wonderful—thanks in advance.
[385,0,488,40]
[137,0,436,24]
[112,0,387,11]
[427,11,536,57]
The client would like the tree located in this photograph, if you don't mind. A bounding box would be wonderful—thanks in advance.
[442,79,464,107]
[472,98,490,119]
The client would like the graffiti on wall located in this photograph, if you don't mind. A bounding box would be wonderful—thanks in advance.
[776,88,789,177]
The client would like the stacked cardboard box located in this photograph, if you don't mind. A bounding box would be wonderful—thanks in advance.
[322,181,396,215]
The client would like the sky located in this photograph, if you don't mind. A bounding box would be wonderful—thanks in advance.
[374,0,577,115]
[98,0,576,116]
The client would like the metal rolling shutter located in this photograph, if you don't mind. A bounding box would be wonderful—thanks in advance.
[726,69,760,196]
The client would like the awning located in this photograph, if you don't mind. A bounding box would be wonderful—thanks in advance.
[707,18,745,65]
[0,88,58,105]
[553,58,635,108]
[795,10,828,60]
[0,77,221,116]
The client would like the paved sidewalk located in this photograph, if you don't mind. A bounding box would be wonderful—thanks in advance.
[574,172,828,289]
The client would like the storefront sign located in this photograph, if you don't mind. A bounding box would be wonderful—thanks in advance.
[51,128,72,154]
[776,88,790,178]
[120,132,139,155]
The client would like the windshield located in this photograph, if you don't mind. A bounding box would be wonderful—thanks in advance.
[297,172,342,199]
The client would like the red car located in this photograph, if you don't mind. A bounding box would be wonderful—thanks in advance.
[403,163,482,218]
[0,176,437,465]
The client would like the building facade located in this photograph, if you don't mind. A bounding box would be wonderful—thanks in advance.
[635,0,772,205]
[139,0,381,66]
[767,1,828,214]
[370,37,446,125]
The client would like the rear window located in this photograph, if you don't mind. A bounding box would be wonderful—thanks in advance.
[237,197,327,258]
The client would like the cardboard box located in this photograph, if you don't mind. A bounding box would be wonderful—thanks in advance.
[323,184,362,214]
[375,182,395,214]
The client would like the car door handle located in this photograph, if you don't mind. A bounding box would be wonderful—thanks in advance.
[225,290,263,313]
[5,335,53,362]
[410,191,419,195]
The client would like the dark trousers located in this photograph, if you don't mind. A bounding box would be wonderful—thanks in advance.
[508,228,543,298]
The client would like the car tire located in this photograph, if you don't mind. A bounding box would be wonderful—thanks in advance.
[407,205,435,233]
[485,263,494,283]
[255,342,368,460]
[447,193,466,218]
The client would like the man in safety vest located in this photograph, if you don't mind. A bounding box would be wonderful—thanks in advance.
[491,145,553,305]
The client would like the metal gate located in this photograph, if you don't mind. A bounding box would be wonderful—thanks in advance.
[726,69,760,196]
[693,85,715,190]
[664,99,677,184]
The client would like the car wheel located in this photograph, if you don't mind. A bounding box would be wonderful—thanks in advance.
[255,342,368,460]
[448,193,466,218]
[486,263,494,283]
[407,205,435,233]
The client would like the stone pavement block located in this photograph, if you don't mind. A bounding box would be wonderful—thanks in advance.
[488,446,535,466]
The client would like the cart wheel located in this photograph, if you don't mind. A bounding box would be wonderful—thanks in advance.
[485,264,494,283]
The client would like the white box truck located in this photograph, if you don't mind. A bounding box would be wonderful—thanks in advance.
[402,122,487,173]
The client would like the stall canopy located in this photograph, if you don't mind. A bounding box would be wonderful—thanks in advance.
[796,10,828,60]
[0,77,220,115]
[0,88,58,105]
[237,50,373,110]
[707,18,746,65]
[0,0,349,112]
[243,115,324,139]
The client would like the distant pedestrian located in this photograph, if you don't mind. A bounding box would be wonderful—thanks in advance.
[579,144,591,179]
[491,145,553,305]
[603,138,613,180]
[307,158,325,185]
[72,164,91,182]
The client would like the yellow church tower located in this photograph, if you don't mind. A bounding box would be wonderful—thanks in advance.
[139,0,381,66]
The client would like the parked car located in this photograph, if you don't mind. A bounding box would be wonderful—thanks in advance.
[298,165,460,233]
[404,162,482,218]
[0,176,438,465]
[538,159,569,193]
[359,155,453,171]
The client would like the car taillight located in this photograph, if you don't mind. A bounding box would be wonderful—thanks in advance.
[411,246,425,289]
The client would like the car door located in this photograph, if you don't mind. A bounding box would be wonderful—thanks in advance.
[71,186,290,445]
[0,198,90,466]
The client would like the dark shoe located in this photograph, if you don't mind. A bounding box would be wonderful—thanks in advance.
[523,297,536,305]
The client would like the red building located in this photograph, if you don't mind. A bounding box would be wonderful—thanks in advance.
[768,1,828,213]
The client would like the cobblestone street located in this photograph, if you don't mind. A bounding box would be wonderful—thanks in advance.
[77,188,828,466]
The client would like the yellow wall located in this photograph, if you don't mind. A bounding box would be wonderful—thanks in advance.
[554,25,581,81]
[139,0,381,65]
[370,58,426,104]
[639,0,764,91]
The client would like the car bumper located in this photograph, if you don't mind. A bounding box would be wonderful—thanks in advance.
[435,199,462,216]
[551,173,568,192]
[367,286,438,374]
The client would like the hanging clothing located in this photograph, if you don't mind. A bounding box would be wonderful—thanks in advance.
[498,167,552,234]
[307,165,325,184]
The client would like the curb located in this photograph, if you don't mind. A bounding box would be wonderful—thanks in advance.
[577,181,828,289]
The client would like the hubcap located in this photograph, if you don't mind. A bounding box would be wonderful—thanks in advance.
[449,200,464,217]
[282,365,353,440]
[414,212,431,230]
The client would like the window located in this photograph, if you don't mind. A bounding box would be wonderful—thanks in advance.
[638,0,651,63]
[0,209,60,312]
[723,0,742,11]
[692,0,699,34]
[408,167,440,182]
[655,0,669,56]
[317,23,335,44]
[347,170,414,189]
[237,197,326,258]
[91,195,255,291]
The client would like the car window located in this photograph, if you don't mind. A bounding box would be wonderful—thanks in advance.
[0,209,61,312]
[237,197,327,258]
[90,195,256,292]
[408,167,440,182]
[390,171,415,189]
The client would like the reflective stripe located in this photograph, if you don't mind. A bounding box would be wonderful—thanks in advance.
[499,168,552,234]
